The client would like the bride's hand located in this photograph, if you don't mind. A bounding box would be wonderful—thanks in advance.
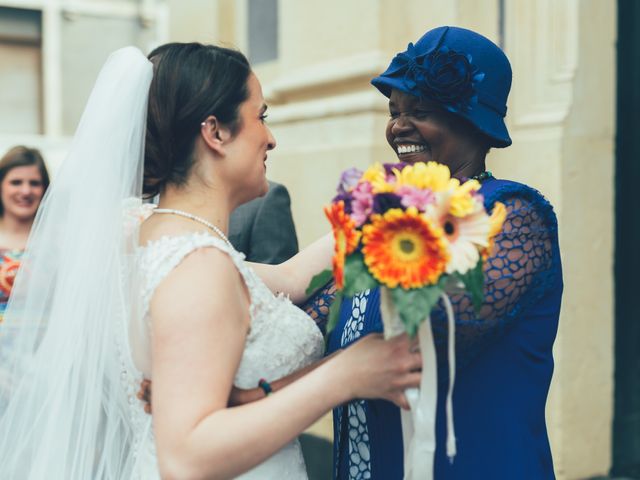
[336,333,422,410]
[138,378,250,412]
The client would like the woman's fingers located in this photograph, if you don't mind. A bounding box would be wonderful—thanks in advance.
[344,331,426,402]
[391,392,411,411]
[409,351,423,371]
[402,372,422,390]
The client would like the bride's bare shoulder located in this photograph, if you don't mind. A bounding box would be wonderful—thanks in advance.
[150,243,250,331]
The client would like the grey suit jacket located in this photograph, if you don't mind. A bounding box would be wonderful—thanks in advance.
[228,181,299,264]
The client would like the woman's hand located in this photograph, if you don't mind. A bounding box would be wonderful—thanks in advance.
[335,333,422,410]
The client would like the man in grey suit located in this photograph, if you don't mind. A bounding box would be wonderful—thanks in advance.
[228,180,299,264]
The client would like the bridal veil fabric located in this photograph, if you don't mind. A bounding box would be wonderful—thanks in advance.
[0,47,152,478]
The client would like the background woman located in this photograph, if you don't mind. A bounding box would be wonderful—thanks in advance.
[0,146,49,322]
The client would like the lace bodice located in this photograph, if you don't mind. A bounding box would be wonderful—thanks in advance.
[126,231,324,479]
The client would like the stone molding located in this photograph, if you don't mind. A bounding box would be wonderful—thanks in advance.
[507,0,579,129]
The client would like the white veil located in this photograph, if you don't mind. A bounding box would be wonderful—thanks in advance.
[0,47,152,479]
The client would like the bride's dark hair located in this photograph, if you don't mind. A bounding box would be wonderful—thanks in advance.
[143,42,251,197]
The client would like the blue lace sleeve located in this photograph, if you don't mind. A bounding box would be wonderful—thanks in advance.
[431,186,560,371]
[301,280,337,335]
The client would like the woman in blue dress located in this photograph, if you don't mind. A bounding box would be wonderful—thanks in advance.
[326,26,563,479]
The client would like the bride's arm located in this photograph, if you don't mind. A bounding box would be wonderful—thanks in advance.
[228,350,339,406]
[247,232,333,304]
[151,246,420,480]
[138,351,342,412]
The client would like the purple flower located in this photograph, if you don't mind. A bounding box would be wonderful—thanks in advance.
[350,182,374,226]
[333,192,353,214]
[383,162,409,176]
[372,192,404,215]
[397,186,435,211]
[396,44,485,113]
[337,167,363,195]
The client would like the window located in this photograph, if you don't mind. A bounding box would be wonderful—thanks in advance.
[248,0,278,64]
[0,7,43,135]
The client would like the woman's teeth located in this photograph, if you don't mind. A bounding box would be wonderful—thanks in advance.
[397,145,426,154]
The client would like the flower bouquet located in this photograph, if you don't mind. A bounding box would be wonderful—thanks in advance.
[308,161,505,480]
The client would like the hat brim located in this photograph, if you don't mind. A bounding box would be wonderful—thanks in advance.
[371,75,512,149]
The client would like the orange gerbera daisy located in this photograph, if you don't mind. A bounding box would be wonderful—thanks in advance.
[361,207,449,289]
[324,201,361,289]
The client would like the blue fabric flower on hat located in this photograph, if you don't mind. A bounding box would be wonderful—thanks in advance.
[395,43,485,113]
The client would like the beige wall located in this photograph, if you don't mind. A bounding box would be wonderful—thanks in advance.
[553,1,616,477]
[0,0,168,172]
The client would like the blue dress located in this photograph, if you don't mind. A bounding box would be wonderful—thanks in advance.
[326,177,563,480]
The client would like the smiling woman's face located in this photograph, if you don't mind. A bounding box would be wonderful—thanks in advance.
[385,89,488,178]
[0,165,45,222]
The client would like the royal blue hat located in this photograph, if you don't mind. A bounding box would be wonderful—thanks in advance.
[372,26,512,148]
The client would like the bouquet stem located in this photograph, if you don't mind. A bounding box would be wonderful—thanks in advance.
[380,287,457,480]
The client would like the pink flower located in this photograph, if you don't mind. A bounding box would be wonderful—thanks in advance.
[397,186,435,211]
[472,191,485,204]
[351,182,374,226]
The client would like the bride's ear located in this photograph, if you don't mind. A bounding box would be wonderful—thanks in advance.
[200,115,231,155]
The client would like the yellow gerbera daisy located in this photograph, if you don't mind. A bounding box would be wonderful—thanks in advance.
[324,201,361,289]
[362,207,449,289]
[449,179,481,217]
[393,161,457,192]
[362,162,394,193]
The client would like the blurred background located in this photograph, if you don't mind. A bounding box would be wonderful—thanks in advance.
[0,1,636,479]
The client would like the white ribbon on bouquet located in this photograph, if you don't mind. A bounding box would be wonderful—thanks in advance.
[380,287,457,480]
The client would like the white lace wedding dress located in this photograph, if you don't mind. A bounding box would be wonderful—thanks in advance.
[122,231,325,479]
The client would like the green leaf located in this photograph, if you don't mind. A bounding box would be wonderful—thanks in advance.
[325,291,343,337]
[390,285,443,337]
[342,252,378,297]
[455,260,484,312]
[305,269,333,296]
[437,274,455,291]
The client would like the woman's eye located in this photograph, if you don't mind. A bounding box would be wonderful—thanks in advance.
[259,114,268,123]
[413,110,433,119]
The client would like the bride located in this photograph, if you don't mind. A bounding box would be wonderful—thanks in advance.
[0,44,421,479]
